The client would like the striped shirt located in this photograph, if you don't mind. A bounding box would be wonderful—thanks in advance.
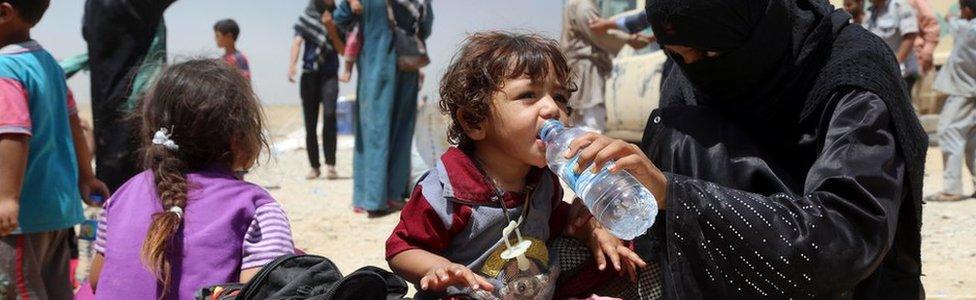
[94,202,293,270]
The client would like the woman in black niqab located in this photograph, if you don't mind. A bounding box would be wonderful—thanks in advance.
[566,0,927,298]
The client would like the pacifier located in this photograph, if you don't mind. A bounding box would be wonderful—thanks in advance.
[499,220,532,271]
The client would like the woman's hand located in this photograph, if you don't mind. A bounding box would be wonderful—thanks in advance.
[288,64,298,83]
[564,132,668,207]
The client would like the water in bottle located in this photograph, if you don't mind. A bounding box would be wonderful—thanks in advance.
[76,194,104,283]
[539,120,657,240]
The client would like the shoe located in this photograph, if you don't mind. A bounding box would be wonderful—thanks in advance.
[366,200,406,218]
[924,193,968,202]
[326,166,339,180]
[305,168,321,180]
[387,199,406,211]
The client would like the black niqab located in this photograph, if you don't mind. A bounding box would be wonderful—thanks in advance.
[646,0,837,126]
[643,0,927,297]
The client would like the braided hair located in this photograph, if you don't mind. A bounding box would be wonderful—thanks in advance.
[134,59,268,295]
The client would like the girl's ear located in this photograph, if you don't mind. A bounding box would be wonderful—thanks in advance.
[456,109,487,142]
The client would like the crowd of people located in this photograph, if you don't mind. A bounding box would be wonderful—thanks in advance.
[2,0,974,298]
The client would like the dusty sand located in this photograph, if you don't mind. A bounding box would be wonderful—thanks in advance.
[79,104,976,298]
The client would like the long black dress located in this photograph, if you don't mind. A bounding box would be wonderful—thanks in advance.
[638,0,926,298]
[83,0,174,191]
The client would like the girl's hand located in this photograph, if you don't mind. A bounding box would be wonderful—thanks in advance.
[581,218,647,282]
[564,132,668,207]
[420,263,494,293]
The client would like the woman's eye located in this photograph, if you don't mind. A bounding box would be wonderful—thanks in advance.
[517,92,536,100]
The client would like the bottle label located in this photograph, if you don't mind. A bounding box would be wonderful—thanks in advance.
[559,155,614,193]
[79,219,98,241]
[559,156,582,189]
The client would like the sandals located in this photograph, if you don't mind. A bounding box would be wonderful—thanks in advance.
[365,200,407,218]
[305,168,321,180]
[924,193,969,202]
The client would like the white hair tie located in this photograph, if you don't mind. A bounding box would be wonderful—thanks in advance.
[168,206,184,219]
[152,128,179,151]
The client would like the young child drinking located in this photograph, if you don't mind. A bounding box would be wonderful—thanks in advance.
[386,31,646,300]
[88,59,295,299]
[0,0,109,298]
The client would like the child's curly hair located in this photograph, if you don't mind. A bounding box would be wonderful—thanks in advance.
[439,31,576,151]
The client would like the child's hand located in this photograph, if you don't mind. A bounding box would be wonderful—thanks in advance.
[581,218,647,282]
[0,199,18,236]
[79,175,110,207]
[564,197,591,237]
[564,132,667,208]
[420,263,494,293]
[350,0,364,14]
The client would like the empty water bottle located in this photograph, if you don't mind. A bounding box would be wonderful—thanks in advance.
[539,120,657,240]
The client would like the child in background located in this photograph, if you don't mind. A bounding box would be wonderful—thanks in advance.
[386,31,646,300]
[844,0,865,24]
[214,19,251,81]
[338,0,362,83]
[928,0,976,202]
[0,0,110,298]
[88,59,295,299]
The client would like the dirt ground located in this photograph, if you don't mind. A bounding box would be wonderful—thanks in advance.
[79,104,976,298]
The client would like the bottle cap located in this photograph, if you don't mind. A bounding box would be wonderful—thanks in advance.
[539,119,565,141]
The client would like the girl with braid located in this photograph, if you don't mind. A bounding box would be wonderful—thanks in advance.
[87,59,295,299]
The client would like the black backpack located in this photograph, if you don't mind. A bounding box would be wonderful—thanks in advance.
[196,254,409,300]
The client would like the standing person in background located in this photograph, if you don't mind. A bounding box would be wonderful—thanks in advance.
[845,0,866,23]
[928,0,976,202]
[334,0,433,217]
[215,19,252,81]
[83,0,174,192]
[909,0,940,75]
[864,0,921,89]
[289,0,345,180]
[561,0,631,132]
[1,0,109,297]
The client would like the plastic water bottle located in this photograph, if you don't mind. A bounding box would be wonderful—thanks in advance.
[76,194,104,284]
[539,120,657,240]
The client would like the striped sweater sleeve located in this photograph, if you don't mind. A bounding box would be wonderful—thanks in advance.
[93,208,108,254]
[241,202,295,270]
